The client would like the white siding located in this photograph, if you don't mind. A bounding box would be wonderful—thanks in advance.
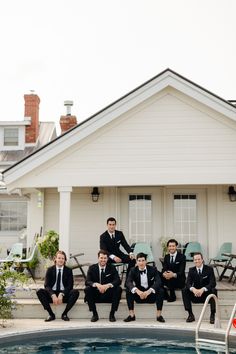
[11,88,236,188]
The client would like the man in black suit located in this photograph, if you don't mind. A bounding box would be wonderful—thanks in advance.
[182,252,217,324]
[162,238,186,302]
[84,249,122,322]
[36,250,79,322]
[99,217,136,274]
[124,252,165,323]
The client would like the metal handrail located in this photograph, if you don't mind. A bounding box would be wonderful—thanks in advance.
[196,294,221,343]
[196,294,236,352]
[224,302,236,348]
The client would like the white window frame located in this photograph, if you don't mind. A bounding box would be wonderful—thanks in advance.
[0,126,25,150]
[0,200,27,234]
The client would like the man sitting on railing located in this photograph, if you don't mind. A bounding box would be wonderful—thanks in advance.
[182,252,217,324]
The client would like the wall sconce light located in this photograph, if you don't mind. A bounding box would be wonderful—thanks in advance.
[37,191,42,208]
[228,186,236,202]
[91,187,100,202]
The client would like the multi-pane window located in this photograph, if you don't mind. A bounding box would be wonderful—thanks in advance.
[129,195,152,243]
[4,128,19,146]
[0,201,27,231]
[174,194,197,246]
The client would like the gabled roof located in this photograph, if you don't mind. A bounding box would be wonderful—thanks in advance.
[0,122,56,169]
[3,68,236,184]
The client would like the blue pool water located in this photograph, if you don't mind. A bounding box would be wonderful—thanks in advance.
[0,328,235,353]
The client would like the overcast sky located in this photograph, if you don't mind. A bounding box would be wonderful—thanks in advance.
[0,0,236,131]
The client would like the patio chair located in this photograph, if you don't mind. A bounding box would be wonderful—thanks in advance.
[0,242,23,262]
[133,242,155,266]
[13,244,38,281]
[209,242,232,277]
[184,241,202,261]
[69,252,91,280]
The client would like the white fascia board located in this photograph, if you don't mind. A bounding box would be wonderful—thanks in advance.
[167,73,236,121]
[0,118,31,126]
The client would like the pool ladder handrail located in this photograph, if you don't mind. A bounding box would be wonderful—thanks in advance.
[195,293,236,353]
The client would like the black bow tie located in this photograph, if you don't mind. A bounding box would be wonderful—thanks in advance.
[139,269,146,274]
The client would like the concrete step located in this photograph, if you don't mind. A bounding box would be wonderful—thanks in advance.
[13,298,235,320]
[14,287,236,300]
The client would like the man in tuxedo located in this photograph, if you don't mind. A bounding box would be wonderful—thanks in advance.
[84,249,122,322]
[162,238,186,302]
[36,250,79,322]
[182,252,217,324]
[124,252,165,323]
[99,217,136,274]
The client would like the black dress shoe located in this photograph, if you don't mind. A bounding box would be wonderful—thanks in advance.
[186,314,195,323]
[91,314,99,322]
[156,315,165,323]
[61,314,70,321]
[210,313,215,324]
[167,297,176,302]
[109,314,116,322]
[45,314,55,322]
[123,315,136,322]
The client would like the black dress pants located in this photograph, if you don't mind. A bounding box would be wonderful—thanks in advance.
[182,287,217,314]
[36,288,79,314]
[126,287,164,311]
[84,286,122,313]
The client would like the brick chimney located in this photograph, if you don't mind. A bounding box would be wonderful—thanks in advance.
[60,100,77,134]
[24,93,40,143]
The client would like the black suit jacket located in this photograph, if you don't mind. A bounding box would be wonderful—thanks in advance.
[44,265,74,297]
[126,265,162,292]
[100,230,132,258]
[186,264,216,291]
[162,252,186,282]
[85,263,121,288]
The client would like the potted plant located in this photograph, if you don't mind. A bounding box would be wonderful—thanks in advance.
[37,230,59,260]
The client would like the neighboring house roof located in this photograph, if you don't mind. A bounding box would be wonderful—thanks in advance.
[3,68,236,186]
[0,122,56,171]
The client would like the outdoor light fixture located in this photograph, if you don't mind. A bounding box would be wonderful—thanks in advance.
[228,186,236,202]
[91,187,100,202]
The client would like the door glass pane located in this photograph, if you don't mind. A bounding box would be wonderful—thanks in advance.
[129,194,152,244]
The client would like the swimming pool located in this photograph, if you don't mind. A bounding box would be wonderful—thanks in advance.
[0,327,235,353]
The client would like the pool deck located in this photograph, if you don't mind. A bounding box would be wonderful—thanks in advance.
[0,318,235,339]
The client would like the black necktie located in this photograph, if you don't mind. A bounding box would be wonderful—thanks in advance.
[139,269,146,275]
[111,234,115,240]
[56,269,61,292]
[198,269,201,276]
[100,268,105,284]
[170,256,174,264]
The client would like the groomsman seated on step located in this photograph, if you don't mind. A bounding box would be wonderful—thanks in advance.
[84,249,122,322]
[162,238,186,302]
[36,250,79,322]
[182,252,217,324]
[99,217,136,275]
[124,252,165,323]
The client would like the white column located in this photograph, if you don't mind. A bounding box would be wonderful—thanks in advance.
[58,186,72,258]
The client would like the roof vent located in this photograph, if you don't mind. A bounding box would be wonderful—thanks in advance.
[64,100,73,116]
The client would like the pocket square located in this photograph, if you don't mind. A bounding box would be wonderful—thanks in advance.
[175,262,180,264]
[106,274,111,277]
[117,240,121,243]
[151,277,154,280]
[203,276,208,279]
